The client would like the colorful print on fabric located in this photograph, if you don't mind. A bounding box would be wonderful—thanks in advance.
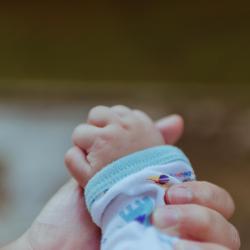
[148,174,171,189]
[119,196,154,226]
[170,170,193,181]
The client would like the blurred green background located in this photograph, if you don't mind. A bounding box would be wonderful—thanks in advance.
[0,1,249,88]
[0,1,249,249]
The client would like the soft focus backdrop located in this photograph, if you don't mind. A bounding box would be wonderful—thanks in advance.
[0,2,249,249]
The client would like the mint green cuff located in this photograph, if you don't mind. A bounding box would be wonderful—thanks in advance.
[84,145,193,212]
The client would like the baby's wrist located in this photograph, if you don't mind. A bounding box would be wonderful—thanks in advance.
[85,145,194,226]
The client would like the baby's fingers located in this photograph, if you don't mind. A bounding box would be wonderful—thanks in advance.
[155,114,184,145]
[65,146,93,187]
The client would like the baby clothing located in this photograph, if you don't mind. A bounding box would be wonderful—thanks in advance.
[85,146,195,250]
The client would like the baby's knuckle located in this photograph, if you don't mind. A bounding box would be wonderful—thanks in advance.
[72,125,83,141]
[119,118,132,130]
[90,105,106,113]
[103,124,120,139]
[112,105,130,111]
[88,105,107,118]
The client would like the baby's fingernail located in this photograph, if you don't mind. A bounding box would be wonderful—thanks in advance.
[166,187,193,204]
[157,115,181,127]
[153,206,180,229]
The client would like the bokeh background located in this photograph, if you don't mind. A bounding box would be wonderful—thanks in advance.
[0,1,249,249]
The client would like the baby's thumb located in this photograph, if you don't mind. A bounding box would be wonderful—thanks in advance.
[155,114,184,145]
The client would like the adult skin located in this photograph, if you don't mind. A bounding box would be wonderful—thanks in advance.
[1,115,240,250]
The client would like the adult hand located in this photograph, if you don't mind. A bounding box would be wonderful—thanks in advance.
[155,115,240,249]
[1,179,100,250]
[1,115,240,250]
[3,181,238,250]
[1,114,184,250]
[152,181,240,250]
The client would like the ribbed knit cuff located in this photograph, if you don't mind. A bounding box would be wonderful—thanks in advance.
[85,145,194,212]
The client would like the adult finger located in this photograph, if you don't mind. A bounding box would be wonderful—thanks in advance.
[165,181,235,219]
[174,239,229,250]
[155,114,184,145]
[152,204,240,250]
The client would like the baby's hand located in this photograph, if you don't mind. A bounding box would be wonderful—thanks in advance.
[65,105,165,187]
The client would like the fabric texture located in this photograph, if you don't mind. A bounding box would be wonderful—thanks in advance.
[84,145,195,250]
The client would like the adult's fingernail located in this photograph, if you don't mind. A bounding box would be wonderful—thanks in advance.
[174,241,202,250]
[153,206,180,229]
[160,226,180,237]
[166,187,193,204]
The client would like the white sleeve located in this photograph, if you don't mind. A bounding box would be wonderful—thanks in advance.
[84,146,195,250]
